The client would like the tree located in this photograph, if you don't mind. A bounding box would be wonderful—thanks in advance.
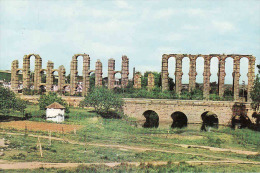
[81,87,123,114]
[251,75,260,111]
[39,92,70,113]
[251,64,260,110]
[0,86,27,116]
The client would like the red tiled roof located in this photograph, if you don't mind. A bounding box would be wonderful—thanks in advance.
[46,102,65,109]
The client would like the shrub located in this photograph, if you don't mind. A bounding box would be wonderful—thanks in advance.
[81,87,123,114]
[0,86,27,116]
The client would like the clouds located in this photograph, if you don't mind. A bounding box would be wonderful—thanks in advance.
[0,0,259,84]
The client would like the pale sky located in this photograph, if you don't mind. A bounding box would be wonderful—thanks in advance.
[0,0,259,84]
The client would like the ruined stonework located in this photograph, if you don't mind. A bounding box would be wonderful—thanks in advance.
[46,61,54,92]
[108,56,129,89]
[203,55,211,100]
[58,65,66,91]
[11,54,68,93]
[95,60,103,87]
[161,54,256,102]
[70,54,93,96]
[133,73,142,89]
[147,73,155,91]
[121,55,129,88]
[188,55,197,92]
[11,60,19,93]
[108,58,115,89]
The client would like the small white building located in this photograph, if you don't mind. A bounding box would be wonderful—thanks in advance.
[46,102,65,123]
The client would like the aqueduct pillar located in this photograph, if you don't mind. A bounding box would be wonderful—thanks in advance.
[218,55,226,98]
[203,55,211,100]
[95,60,103,87]
[58,65,66,91]
[175,55,183,95]
[188,55,197,92]
[233,56,240,101]
[11,60,19,93]
[161,54,169,91]
[247,56,256,102]
[46,61,54,92]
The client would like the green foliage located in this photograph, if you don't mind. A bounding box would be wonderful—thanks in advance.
[81,87,123,114]
[141,71,162,88]
[180,89,203,100]
[0,86,27,116]
[38,92,69,113]
[121,88,177,99]
[251,74,260,111]
[22,88,39,95]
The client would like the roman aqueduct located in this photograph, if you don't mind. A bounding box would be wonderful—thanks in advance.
[10,53,257,126]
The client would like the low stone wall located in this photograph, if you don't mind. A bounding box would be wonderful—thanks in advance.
[20,95,84,107]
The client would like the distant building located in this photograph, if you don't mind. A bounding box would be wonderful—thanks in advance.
[46,102,65,123]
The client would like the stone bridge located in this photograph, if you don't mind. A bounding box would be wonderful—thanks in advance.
[123,98,255,126]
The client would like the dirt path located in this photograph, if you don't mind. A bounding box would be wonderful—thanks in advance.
[173,144,259,155]
[0,132,230,161]
[0,160,260,170]
[1,131,260,170]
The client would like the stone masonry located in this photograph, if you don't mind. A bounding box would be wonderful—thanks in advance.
[161,54,256,102]
[147,73,155,91]
[133,73,142,89]
[123,98,255,126]
[108,55,129,89]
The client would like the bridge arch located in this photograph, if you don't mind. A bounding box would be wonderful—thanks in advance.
[171,111,188,128]
[231,114,251,129]
[201,111,219,131]
[142,110,159,128]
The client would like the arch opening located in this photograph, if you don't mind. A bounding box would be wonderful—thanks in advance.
[89,72,95,90]
[201,111,218,131]
[52,71,59,92]
[40,70,46,84]
[168,57,176,91]
[182,57,190,85]
[231,115,251,129]
[239,57,248,102]
[29,55,36,89]
[114,72,121,88]
[171,111,188,128]
[224,57,234,99]
[17,70,23,93]
[142,110,159,128]
[39,85,46,94]
[195,57,204,89]
[210,57,219,94]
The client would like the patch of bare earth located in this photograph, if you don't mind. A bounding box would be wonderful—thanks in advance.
[0,121,82,133]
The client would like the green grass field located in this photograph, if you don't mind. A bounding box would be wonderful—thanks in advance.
[0,104,259,172]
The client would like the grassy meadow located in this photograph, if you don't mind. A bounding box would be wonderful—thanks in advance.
[0,104,259,172]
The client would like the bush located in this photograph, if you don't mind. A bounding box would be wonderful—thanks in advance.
[0,86,27,116]
[38,92,70,113]
[80,87,123,114]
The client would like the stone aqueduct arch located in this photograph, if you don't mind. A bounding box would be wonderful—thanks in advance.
[11,53,130,95]
[11,54,66,93]
[69,54,103,96]
[161,54,256,102]
[108,55,129,89]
